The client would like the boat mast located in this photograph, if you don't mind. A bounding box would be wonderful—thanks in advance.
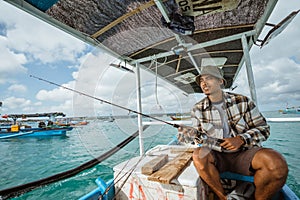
[135,63,144,156]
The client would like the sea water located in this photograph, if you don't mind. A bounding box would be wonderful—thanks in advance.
[0,111,299,199]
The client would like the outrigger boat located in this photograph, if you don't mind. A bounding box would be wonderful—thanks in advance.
[170,113,191,121]
[0,112,73,139]
[280,106,300,114]
[1,0,299,199]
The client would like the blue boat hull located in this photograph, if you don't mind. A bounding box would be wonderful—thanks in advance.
[281,107,300,114]
[0,127,73,138]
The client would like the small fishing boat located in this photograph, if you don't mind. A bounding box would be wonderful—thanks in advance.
[106,116,115,123]
[0,112,73,139]
[1,0,299,199]
[0,125,73,139]
[280,106,300,114]
[170,113,191,121]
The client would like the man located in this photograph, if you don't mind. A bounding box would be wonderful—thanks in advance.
[178,65,288,200]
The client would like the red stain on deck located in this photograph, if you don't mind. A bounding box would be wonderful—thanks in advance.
[129,181,134,199]
[178,193,184,199]
[128,178,146,200]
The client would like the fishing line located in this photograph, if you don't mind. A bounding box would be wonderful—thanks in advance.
[29,75,180,129]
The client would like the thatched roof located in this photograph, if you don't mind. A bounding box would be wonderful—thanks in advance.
[6,0,278,93]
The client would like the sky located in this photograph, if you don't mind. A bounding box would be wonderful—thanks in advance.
[0,0,300,118]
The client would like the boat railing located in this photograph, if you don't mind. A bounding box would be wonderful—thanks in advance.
[143,120,192,126]
[266,117,300,122]
[143,118,300,126]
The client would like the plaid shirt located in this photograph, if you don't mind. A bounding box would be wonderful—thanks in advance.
[191,92,270,148]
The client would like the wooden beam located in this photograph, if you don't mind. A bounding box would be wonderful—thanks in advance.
[176,55,182,73]
[141,154,168,175]
[92,0,156,38]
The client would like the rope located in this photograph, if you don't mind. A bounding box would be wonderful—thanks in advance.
[0,126,149,199]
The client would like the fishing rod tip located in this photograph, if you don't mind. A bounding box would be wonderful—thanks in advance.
[29,74,37,78]
[173,124,180,128]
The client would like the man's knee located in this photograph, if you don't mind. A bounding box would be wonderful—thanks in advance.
[193,147,210,160]
[193,147,214,170]
[192,147,202,165]
[253,148,288,180]
[192,148,200,160]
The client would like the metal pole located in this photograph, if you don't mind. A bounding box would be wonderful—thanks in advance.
[135,63,144,156]
[130,30,256,65]
[174,35,201,74]
[241,34,257,104]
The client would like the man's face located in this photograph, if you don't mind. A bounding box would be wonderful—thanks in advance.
[199,74,223,95]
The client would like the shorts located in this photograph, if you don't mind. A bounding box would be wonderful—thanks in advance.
[211,147,263,176]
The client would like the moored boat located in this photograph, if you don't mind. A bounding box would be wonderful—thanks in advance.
[0,112,73,139]
[279,107,300,114]
[0,126,73,139]
[170,114,191,121]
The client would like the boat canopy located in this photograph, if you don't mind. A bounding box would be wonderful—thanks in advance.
[5,0,282,94]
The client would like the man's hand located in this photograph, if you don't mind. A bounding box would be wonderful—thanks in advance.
[178,125,197,136]
[220,136,244,151]
[177,125,198,143]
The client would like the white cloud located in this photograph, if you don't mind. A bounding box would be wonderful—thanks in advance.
[256,58,300,106]
[29,51,124,116]
[71,51,128,116]
[36,82,74,102]
[234,55,300,111]
[0,2,87,64]
[7,84,27,93]
[0,36,27,84]
[2,96,31,110]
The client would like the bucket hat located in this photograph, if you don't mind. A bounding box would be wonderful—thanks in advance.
[195,65,226,86]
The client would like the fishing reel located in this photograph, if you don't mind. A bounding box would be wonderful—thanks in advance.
[177,128,224,151]
[195,134,241,153]
[194,135,225,152]
[176,125,241,153]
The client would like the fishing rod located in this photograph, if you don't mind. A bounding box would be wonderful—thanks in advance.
[30,75,226,147]
[29,75,181,129]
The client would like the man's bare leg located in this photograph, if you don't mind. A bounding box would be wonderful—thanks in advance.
[193,147,226,200]
[252,149,288,200]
